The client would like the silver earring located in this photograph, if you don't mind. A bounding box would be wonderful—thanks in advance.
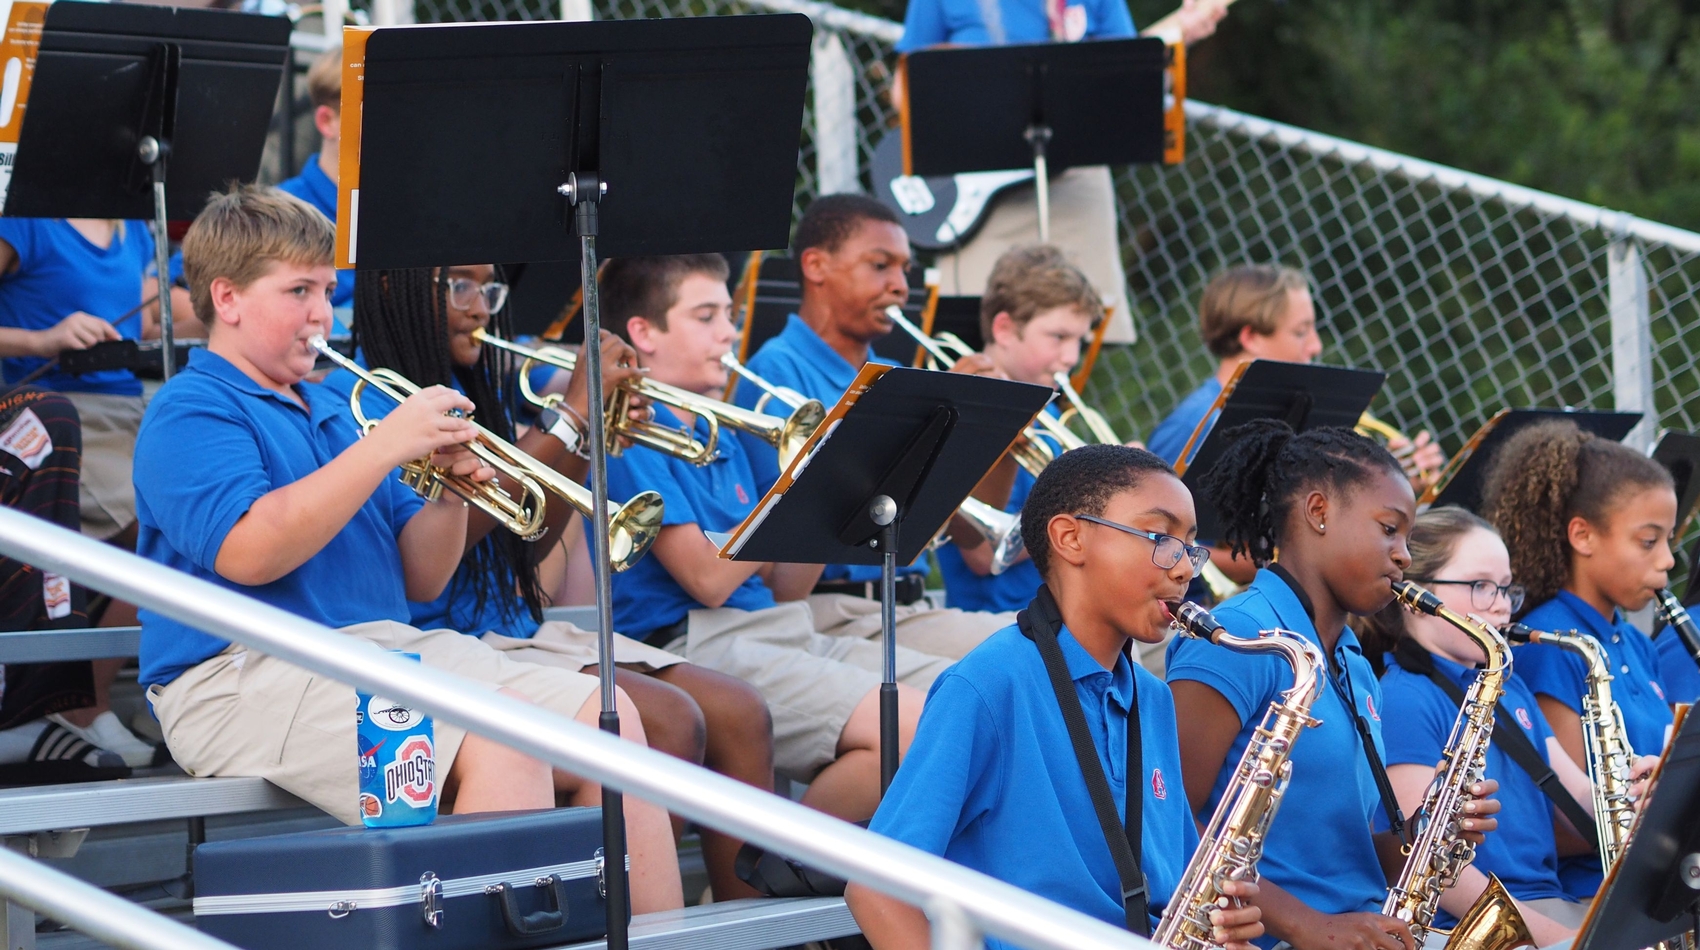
[1317,522,1326,533]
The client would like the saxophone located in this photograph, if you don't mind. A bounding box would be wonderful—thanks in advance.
[1152,602,1326,950]
[1502,624,1637,867]
[1383,581,1534,950]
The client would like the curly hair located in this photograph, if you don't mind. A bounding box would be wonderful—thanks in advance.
[1020,444,1175,578]
[352,266,547,633]
[1482,420,1673,612]
[1355,506,1494,664]
[1200,419,1404,567]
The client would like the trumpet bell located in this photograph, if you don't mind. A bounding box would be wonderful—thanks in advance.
[952,497,1026,576]
[608,490,666,572]
[777,400,828,470]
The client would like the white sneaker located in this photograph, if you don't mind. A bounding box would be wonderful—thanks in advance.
[46,711,157,768]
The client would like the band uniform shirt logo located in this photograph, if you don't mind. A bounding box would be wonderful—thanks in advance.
[1364,693,1381,722]
[1652,680,1666,701]
[734,482,749,505]
[1515,706,1535,730]
[1151,766,1167,800]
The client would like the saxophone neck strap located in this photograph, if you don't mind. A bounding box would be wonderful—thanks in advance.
[1392,637,1600,847]
[1017,585,1150,936]
[1267,563,1407,837]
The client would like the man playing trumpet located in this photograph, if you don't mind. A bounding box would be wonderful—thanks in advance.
[730,194,1012,660]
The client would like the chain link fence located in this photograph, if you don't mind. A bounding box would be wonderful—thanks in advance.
[397,0,1700,561]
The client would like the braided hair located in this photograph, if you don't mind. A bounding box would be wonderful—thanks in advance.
[1481,420,1673,611]
[1200,419,1405,567]
[352,266,547,631]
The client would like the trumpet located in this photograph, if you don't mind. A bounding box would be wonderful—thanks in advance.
[472,329,721,464]
[884,305,1057,478]
[1052,371,1123,445]
[310,336,664,571]
[1356,412,1437,485]
[947,497,1027,576]
[714,352,830,470]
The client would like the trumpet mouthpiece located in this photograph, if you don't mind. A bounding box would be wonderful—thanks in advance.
[1174,601,1226,642]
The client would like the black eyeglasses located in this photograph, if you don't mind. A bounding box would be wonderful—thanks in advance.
[1426,579,1526,612]
[1074,514,1209,571]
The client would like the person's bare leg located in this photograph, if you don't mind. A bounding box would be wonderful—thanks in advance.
[652,663,773,900]
[799,683,925,823]
[586,666,706,840]
[553,685,685,914]
[440,687,555,813]
[553,512,595,606]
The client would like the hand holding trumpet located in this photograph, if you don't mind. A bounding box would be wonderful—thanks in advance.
[366,385,495,486]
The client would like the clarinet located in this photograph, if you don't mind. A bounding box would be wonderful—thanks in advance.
[1654,588,1700,673]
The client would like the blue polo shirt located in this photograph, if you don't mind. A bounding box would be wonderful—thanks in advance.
[277,158,355,313]
[870,622,1196,945]
[0,219,154,395]
[1147,376,1221,468]
[1380,650,1570,924]
[735,314,923,586]
[895,0,1134,51]
[605,403,774,638]
[133,348,426,688]
[1654,625,1700,703]
[1516,590,1674,898]
[318,363,537,640]
[1165,569,1389,941]
[936,405,1059,612]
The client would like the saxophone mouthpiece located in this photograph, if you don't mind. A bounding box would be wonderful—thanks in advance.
[1174,601,1226,642]
[1502,622,1535,644]
[1392,580,1445,617]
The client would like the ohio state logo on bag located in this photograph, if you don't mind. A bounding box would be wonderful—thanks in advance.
[384,736,436,807]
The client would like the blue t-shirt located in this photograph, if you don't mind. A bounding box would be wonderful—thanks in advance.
[1165,569,1390,940]
[936,405,1060,612]
[1654,625,1700,704]
[735,314,921,586]
[1380,650,1569,922]
[1516,590,1674,898]
[0,219,154,395]
[895,0,1134,51]
[134,349,427,688]
[318,363,538,640]
[277,158,355,313]
[605,403,774,637]
[871,622,1196,945]
[1147,376,1222,468]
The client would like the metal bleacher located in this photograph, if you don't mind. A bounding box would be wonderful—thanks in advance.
[0,609,868,950]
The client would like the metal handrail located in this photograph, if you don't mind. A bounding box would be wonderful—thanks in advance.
[0,508,1145,950]
[0,845,236,950]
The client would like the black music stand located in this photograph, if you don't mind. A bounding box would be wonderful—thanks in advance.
[2,2,290,380]
[1574,709,1700,950]
[1654,431,1700,536]
[1422,409,1643,513]
[721,365,1050,790]
[901,38,1165,241]
[348,17,809,946]
[1174,360,1385,541]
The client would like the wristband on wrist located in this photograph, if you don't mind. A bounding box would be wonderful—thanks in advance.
[537,406,586,455]
[557,402,595,459]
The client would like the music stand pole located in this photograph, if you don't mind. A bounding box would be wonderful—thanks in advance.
[1024,125,1051,243]
[562,170,629,950]
[870,495,899,793]
[140,138,175,381]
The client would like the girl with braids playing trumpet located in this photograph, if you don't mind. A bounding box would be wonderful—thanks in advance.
[322,263,775,901]
[1166,421,1501,950]
[1482,420,1680,900]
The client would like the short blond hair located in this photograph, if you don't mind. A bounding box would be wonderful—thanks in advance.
[1198,264,1310,358]
[307,47,341,111]
[182,184,335,326]
[980,244,1103,341]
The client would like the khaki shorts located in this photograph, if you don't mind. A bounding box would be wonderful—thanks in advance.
[480,620,687,673]
[676,601,952,781]
[805,592,1009,661]
[147,620,601,825]
[930,165,1134,344]
[63,391,143,540]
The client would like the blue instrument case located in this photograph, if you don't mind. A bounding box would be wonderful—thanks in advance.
[192,807,622,950]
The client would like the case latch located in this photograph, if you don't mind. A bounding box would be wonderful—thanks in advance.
[420,871,443,929]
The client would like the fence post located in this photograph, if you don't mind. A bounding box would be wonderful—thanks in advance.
[371,0,416,25]
[561,0,594,20]
[1609,238,1657,453]
[811,30,859,196]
